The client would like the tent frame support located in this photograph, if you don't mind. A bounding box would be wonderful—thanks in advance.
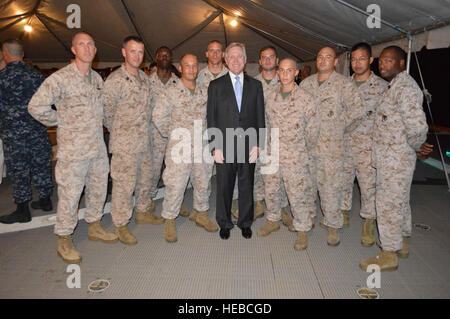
[35,13,72,56]
[120,0,154,61]
[240,21,307,62]
[332,0,409,34]
[243,0,349,49]
[202,0,309,61]
[220,13,228,47]
[0,0,42,34]
[171,10,221,52]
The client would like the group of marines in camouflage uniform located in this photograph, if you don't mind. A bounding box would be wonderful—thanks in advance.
[1,32,432,272]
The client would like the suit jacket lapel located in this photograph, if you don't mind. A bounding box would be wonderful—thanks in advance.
[240,75,250,114]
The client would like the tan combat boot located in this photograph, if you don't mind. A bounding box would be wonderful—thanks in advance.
[281,207,293,229]
[195,211,219,232]
[327,227,340,246]
[114,225,137,245]
[342,210,350,228]
[376,237,409,258]
[179,203,190,217]
[361,218,375,247]
[294,231,308,250]
[231,199,239,219]
[88,221,118,243]
[188,210,198,221]
[148,200,156,213]
[57,235,81,263]
[257,220,280,237]
[254,200,264,220]
[135,210,164,225]
[360,250,398,272]
[397,236,409,258]
[164,219,177,243]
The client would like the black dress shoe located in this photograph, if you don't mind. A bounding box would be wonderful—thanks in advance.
[219,228,230,240]
[241,227,252,239]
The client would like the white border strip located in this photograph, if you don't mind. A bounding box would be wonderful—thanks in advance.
[0,187,166,234]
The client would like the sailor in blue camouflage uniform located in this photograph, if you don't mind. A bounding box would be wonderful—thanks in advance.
[0,39,53,224]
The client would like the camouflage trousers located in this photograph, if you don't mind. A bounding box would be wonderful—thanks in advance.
[110,151,153,227]
[54,155,109,236]
[376,161,414,252]
[264,164,315,232]
[2,134,53,203]
[161,154,213,220]
[232,157,288,206]
[341,148,376,219]
[149,126,168,199]
[312,156,344,229]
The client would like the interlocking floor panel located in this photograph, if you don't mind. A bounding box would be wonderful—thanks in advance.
[0,162,449,299]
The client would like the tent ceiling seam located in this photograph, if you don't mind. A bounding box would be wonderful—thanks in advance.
[0,0,42,34]
[241,21,306,62]
[36,12,121,50]
[171,10,221,51]
[35,13,72,57]
[243,0,349,49]
[202,0,311,61]
[332,0,409,35]
[120,0,154,61]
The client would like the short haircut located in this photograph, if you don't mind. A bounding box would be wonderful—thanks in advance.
[259,45,278,58]
[318,46,337,58]
[71,31,94,46]
[2,39,24,57]
[279,57,297,68]
[225,42,247,60]
[156,46,172,57]
[180,53,197,63]
[351,42,372,57]
[207,40,223,50]
[122,35,144,48]
[149,61,157,68]
[382,45,407,62]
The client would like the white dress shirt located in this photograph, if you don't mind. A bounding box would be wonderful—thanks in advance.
[229,71,244,89]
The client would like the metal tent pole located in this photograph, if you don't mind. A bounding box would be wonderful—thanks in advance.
[406,34,413,74]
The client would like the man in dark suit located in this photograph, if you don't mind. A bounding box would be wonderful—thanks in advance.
[207,42,265,239]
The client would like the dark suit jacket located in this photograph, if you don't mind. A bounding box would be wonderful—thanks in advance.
[207,73,265,163]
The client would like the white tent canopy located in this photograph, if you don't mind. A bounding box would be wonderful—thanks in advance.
[1,0,449,65]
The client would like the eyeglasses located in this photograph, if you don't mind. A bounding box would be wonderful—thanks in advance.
[351,56,368,62]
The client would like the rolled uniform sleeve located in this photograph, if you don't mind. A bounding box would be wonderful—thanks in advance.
[399,87,428,151]
[28,75,61,127]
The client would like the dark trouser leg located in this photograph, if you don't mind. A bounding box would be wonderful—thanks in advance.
[29,134,53,199]
[215,162,237,230]
[237,163,255,229]
[3,138,32,204]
